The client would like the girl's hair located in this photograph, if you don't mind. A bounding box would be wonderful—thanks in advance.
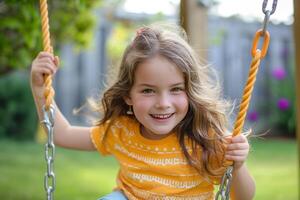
[98,23,231,179]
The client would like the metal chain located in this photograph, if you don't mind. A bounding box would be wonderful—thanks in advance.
[41,105,56,200]
[262,0,278,15]
[215,1,278,200]
[261,0,278,34]
[215,166,234,200]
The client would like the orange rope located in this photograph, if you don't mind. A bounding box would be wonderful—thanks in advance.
[223,30,270,169]
[232,29,270,136]
[39,0,55,111]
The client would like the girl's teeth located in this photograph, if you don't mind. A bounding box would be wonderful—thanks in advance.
[152,114,172,119]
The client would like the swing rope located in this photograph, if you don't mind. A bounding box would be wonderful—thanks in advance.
[39,0,56,199]
[215,1,277,199]
[39,0,55,110]
[233,30,270,137]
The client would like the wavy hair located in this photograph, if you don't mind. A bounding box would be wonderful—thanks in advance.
[96,23,231,179]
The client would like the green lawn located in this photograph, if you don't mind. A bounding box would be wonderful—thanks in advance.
[0,138,298,200]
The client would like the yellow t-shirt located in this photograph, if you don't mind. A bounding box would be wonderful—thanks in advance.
[91,116,225,200]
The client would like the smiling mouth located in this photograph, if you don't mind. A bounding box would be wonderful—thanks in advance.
[150,113,174,119]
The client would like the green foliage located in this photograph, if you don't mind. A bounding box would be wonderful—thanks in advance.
[0,72,38,140]
[0,0,102,140]
[0,0,101,74]
[247,47,296,137]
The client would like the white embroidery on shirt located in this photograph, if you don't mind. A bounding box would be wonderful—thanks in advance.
[127,172,203,189]
[114,144,188,166]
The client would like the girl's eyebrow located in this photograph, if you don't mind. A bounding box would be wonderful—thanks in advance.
[137,83,155,87]
[171,82,185,87]
[137,82,185,87]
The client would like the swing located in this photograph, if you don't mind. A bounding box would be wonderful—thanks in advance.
[38,0,278,199]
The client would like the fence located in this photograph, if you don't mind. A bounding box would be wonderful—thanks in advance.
[207,16,294,130]
[54,14,294,131]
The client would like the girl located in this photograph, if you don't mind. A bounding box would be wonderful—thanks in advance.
[31,24,255,200]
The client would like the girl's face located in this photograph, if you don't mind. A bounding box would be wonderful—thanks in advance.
[125,55,189,140]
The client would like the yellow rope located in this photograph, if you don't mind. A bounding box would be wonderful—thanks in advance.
[223,30,270,169]
[232,50,261,136]
[232,29,270,136]
[39,0,54,111]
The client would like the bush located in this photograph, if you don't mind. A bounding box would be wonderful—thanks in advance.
[0,0,103,140]
[246,46,296,137]
[268,65,296,137]
[0,0,101,74]
[0,71,38,140]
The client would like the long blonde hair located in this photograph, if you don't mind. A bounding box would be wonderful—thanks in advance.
[98,24,231,178]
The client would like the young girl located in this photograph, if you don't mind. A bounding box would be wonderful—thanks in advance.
[31,24,255,200]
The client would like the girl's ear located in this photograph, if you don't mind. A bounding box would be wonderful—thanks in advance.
[124,96,133,105]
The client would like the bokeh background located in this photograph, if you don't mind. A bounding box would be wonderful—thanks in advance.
[0,0,298,199]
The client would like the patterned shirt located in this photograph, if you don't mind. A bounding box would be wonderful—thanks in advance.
[91,116,226,200]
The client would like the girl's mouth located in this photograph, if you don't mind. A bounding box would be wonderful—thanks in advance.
[150,113,174,119]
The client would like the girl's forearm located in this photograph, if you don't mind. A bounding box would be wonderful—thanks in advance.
[230,164,256,200]
[31,85,94,150]
[31,85,71,145]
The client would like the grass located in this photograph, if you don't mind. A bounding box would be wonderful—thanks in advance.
[0,138,298,200]
[247,138,298,200]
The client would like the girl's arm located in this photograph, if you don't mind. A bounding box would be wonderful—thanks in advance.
[225,135,256,200]
[230,163,255,200]
[31,51,95,151]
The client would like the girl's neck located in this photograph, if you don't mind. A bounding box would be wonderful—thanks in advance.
[140,125,173,140]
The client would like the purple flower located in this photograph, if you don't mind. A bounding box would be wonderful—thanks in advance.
[277,98,290,111]
[247,111,258,122]
[272,67,286,80]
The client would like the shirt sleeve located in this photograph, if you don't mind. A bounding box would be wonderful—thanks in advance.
[90,122,111,155]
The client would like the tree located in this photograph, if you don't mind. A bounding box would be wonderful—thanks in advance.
[0,0,101,140]
[293,0,300,189]
[0,0,102,74]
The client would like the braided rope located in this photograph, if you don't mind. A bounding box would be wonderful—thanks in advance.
[222,31,270,170]
[223,51,261,168]
[232,50,261,136]
[232,30,270,136]
[39,0,54,111]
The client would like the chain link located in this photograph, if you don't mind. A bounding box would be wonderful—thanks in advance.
[262,10,271,35]
[41,105,56,200]
[215,166,234,200]
[261,0,278,35]
[262,0,278,15]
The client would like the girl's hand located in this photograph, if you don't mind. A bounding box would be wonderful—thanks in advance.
[225,134,250,170]
[30,51,59,98]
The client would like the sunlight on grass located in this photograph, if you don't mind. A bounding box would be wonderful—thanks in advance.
[248,138,298,200]
[0,138,298,200]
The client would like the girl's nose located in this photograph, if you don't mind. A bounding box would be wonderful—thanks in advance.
[155,93,171,109]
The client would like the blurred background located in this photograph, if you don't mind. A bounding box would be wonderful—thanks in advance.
[0,0,298,199]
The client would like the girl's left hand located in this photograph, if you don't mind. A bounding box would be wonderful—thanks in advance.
[225,134,250,170]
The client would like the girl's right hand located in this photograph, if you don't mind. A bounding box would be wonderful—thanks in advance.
[30,51,59,98]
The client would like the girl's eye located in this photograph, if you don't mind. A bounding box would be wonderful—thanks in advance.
[141,88,154,94]
[171,87,184,93]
